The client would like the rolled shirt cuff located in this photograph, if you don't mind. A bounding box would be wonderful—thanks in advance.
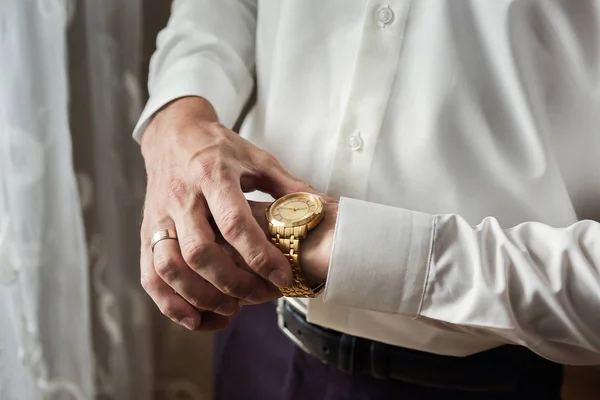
[132,56,253,143]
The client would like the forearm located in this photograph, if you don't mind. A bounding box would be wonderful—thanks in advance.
[321,197,600,364]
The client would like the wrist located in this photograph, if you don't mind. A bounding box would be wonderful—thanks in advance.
[302,202,338,287]
[140,96,218,160]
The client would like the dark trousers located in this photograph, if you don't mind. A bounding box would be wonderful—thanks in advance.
[214,302,562,400]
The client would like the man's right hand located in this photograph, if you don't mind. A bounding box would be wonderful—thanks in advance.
[139,97,313,331]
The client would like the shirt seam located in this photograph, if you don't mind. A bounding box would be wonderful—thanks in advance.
[398,212,415,314]
[416,215,437,319]
[322,198,345,302]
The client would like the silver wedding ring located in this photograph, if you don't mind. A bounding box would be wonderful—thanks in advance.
[151,228,178,252]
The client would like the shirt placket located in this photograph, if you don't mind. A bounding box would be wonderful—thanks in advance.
[326,1,412,200]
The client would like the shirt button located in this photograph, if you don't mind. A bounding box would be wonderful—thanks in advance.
[348,133,363,151]
[377,5,394,28]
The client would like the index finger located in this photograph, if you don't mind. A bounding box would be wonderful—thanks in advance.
[203,181,292,288]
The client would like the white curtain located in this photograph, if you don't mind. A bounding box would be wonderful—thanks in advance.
[0,0,151,399]
[0,0,93,399]
[78,0,151,397]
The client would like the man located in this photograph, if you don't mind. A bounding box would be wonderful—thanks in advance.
[135,1,600,399]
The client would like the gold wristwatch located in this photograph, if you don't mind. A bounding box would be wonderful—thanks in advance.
[266,192,326,298]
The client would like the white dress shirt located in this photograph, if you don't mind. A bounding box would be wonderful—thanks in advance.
[134,0,600,365]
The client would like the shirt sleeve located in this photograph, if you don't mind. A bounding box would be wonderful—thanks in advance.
[324,197,600,365]
[132,0,257,142]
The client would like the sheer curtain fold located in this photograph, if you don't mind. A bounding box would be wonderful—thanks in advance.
[0,0,150,399]
[79,0,151,398]
[0,1,93,399]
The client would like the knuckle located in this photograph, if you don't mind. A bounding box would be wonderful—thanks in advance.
[199,159,231,186]
[186,295,207,310]
[219,210,246,241]
[220,282,242,297]
[154,253,179,281]
[192,157,215,183]
[165,179,188,201]
[158,302,179,319]
[220,280,252,299]
[181,241,217,269]
[188,293,219,310]
[140,274,157,292]
[246,250,270,274]
[190,143,235,185]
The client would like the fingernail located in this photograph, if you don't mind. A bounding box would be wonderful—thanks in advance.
[268,270,289,288]
[215,302,237,316]
[181,317,198,330]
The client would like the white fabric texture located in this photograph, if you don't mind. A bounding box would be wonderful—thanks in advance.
[0,0,157,399]
[77,0,155,398]
[0,1,93,399]
[135,0,600,364]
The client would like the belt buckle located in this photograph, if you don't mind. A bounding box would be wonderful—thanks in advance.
[276,299,312,355]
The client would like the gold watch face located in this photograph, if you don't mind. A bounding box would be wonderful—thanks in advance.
[267,192,324,228]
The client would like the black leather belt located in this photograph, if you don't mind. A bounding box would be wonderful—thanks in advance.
[279,300,559,392]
